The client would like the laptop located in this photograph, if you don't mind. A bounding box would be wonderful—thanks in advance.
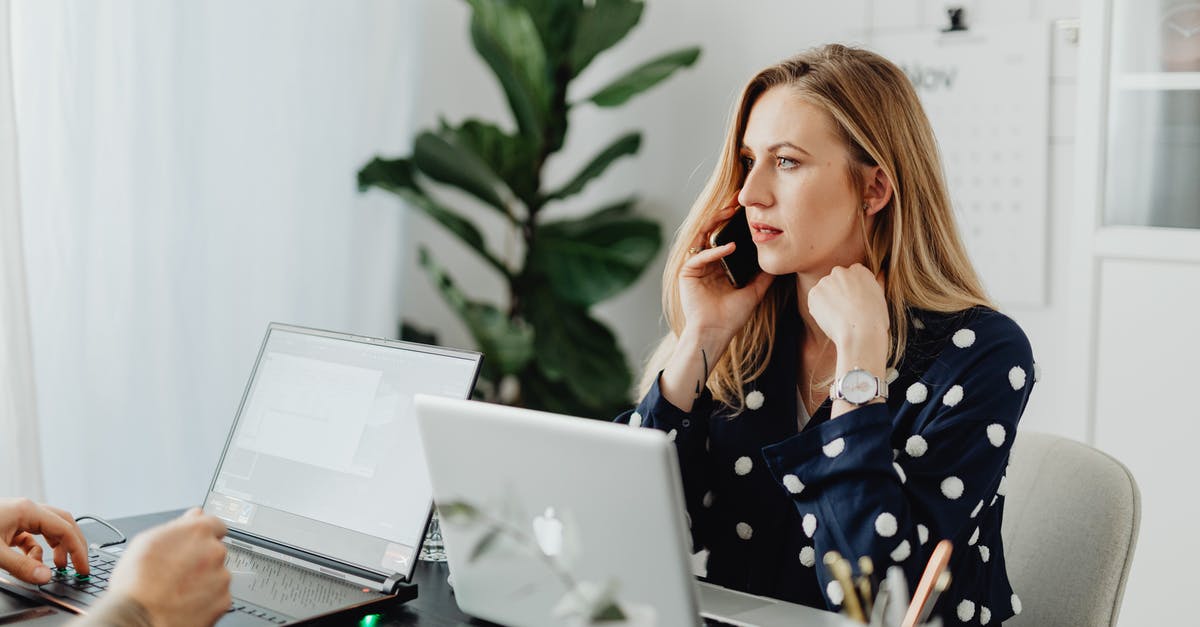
[1,323,481,625]
[413,395,856,627]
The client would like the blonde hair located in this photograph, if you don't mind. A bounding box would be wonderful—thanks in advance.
[639,44,993,412]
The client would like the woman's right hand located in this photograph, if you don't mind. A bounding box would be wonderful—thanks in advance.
[678,204,775,349]
[657,204,775,412]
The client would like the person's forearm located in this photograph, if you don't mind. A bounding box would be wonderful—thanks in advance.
[659,327,730,412]
[71,595,153,627]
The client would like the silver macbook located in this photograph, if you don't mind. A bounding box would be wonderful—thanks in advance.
[413,395,855,627]
[4,324,481,625]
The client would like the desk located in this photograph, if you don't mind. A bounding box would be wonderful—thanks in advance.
[102,510,490,627]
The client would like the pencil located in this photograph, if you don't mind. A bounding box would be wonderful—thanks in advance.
[824,551,866,623]
[857,556,874,616]
[901,539,953,627]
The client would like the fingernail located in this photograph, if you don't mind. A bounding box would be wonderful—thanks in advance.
[34,565,51,581]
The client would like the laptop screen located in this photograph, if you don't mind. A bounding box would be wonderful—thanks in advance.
[203,324,480,578]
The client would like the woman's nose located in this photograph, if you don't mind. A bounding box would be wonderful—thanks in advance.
[737,165,772,209]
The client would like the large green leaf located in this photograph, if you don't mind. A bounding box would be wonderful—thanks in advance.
[419,248,533,377]
[413,131,511,218]
[570,0,644,77]
[511,0,581,70]
[530,205,661,306]
[444,118,540,207]
[585,47,701,107]
[545,131,641,202]
[358,157,508,277]
[524,288,632,414]
[467,0,550,142]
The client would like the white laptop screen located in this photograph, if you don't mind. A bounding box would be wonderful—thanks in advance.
[203,325,480,578]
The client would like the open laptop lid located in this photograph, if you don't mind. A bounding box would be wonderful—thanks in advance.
[202,324,481,585]
[413,395,702,627]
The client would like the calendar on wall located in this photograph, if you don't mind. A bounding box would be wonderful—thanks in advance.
[871,23,1051,307]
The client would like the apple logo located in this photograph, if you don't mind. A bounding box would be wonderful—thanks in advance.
[532,507,564,557]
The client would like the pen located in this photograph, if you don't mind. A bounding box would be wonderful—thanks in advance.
[824,551,866,623]
[885,566,909,627]
[901,539,953,627]
[915,571,951,625]
[857,556,874,617]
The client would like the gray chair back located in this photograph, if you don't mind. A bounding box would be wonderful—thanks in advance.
[1001,431,1140,627]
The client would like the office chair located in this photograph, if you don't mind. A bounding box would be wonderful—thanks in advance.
[1000,431,1140,627]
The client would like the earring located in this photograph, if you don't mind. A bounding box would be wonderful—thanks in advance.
[862,201,870,212]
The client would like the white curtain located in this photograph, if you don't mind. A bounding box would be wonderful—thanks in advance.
[0,0,43,500]
[10,0,421,517]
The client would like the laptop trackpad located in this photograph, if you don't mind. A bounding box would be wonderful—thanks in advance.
[226,546,378,619]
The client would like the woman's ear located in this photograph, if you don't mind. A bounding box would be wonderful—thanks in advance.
[862,165,893,216]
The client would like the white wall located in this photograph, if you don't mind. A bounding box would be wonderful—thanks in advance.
[402,0,1084,440]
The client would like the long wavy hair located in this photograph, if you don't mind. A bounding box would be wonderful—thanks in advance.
[639,44,993,412]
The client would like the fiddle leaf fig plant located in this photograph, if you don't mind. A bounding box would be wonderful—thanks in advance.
[358,0,700,419]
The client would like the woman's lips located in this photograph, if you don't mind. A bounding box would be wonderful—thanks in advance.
[749,221,782,243]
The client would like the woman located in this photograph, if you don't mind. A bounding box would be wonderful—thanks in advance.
[619,44,1035,625]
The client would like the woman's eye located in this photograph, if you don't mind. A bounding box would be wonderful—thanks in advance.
[740,156,755,171]
[776,156,798,169]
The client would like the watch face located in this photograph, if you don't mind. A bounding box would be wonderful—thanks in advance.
[841,369,877,404]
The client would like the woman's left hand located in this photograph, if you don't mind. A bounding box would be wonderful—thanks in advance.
[808,263,889,360]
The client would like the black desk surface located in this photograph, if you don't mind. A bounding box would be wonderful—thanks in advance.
[105,510,492,627]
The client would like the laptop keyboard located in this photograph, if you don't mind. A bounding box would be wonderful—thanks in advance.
[37,552,115,605]
[38,551,284,623]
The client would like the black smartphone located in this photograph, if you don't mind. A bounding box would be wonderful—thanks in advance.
[707,207,762,288]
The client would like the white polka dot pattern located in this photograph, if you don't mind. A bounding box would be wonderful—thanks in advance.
[968,527,980,546]
[986,423,1006,447]
[893,462,907,484]
[702,491,714,508]
[941,476,964,499]
[942,385,964,407]
[979,545,990,562]
[970,500,983,518]
[890,540,911,562]
[875,513,898,537]
[734,456,753,476]
[822,438,845,458]
[886,368,900,384]
[917,524,930,545]
[782,474,804,494]
[667,429,677,442]
[913,318,926,330]
[746,390,765,410]
[1009,366,1027,390]
[952,328,976,348]
[631,411,643,427]
[736,522,753,540]
[802,513,817,538]
[957,600,976,622]
[799,546,815,567]
[906,382,928,404]
[981,606,992,625]
[826,580,844,606]
[1012,594,1023,615]
[905,435,928,457]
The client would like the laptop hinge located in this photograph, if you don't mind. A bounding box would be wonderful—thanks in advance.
[225,533,395,594]
[382,573,407,595]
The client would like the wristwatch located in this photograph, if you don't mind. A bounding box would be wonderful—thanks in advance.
[829,368,888,405]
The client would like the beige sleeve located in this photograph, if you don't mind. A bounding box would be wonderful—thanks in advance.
[70,595,153,627]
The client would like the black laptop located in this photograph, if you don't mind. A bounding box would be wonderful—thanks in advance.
[0,323,481,625]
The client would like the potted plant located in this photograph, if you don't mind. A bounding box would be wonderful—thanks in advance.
[358,0,699,419]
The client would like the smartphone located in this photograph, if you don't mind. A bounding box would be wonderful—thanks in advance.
[707,206,762,288]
